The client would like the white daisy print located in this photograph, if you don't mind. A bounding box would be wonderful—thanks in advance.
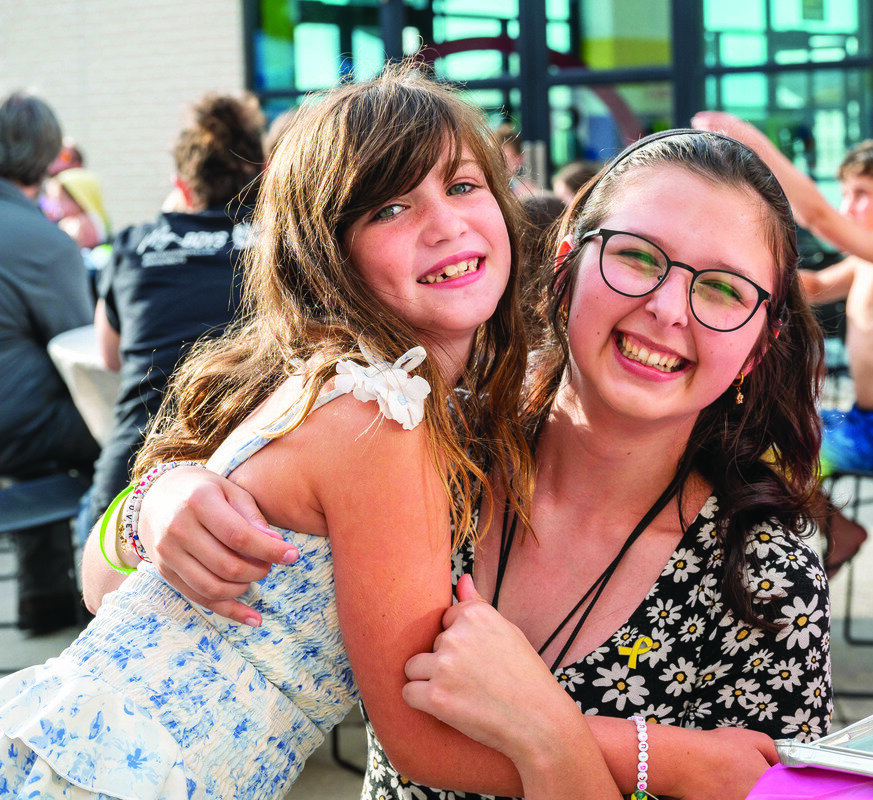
[661,658,697,696]
[775,595,824,650]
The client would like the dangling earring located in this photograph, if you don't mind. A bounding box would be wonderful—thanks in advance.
[732,373,744,405]
[558,306,568,330]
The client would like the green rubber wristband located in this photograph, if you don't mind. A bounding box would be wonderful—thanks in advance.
[98,484,137,575]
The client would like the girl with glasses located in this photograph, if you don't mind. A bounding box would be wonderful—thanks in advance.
[84,129,829,800]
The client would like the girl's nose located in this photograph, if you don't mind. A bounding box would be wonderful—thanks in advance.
[421,198,467,245]
[643,268,691,327]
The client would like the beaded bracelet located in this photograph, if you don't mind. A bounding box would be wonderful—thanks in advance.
[628,714,650,800]
[119,460,205,562]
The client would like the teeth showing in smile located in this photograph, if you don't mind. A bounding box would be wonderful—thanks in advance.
[419,258,480,284]
[618,333,684,373]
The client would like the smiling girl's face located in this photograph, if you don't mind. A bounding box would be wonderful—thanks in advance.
[565,165,776,428]
[344,144,511,366]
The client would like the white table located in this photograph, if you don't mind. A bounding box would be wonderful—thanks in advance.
[48,325,120,446]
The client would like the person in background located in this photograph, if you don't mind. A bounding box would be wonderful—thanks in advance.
[495,122,539,197]
[551,157,602,206]
[43,167,113,297]
[0,91,99,634]
[43,168,110,250]
[46,138,84,177]
[263,106,297,160]
[85,92,265,538]
[694,112,872,579]
[519,191,565,342]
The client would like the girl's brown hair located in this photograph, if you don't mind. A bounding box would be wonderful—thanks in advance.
[136,64,533,545]
[526,131,825,629]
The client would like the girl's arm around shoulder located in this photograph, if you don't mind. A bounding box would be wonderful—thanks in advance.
[237,393,525,794]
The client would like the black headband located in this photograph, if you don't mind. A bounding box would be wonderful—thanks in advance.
[584,127,791,209]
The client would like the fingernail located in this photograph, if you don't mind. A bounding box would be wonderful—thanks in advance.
[281,547,298,565]
[244,616,261,627]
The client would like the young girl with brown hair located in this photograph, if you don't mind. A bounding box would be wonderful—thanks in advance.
[0,67,617,800]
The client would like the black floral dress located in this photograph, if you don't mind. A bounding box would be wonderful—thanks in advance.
[361,495,833,800]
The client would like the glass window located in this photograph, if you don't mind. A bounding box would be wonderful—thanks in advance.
[252,0,384,93]
[706,67,873,199]
[545,0,670,71]
[704,0,871,66]
[548,81,673,171]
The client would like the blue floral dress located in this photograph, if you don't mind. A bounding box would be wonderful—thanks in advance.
[0,348,430,800]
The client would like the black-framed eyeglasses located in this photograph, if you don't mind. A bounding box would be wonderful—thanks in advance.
[580,228,772,333]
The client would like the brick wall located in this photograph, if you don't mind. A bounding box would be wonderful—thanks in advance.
[0,0,246,229]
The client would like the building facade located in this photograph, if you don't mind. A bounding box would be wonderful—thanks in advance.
[2,0,871,226]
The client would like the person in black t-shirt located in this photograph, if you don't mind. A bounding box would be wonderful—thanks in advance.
[86,93,264,530]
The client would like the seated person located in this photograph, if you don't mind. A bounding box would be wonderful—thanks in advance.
[86,92,264,533]
[43,168,112,296]
[0,92,98,633]
[551,158,601,205]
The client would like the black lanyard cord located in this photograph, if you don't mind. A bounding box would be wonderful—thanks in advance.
[492,474,683,673]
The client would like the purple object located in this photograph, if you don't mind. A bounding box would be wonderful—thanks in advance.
[747,764,873,798]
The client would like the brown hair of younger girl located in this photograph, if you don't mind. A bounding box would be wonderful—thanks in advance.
[136,64,535,544]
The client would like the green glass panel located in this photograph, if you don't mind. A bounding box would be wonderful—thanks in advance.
[294,23,341,90]
[704,0,765,31]
[720,73,768,108]
[546,19,572,53]
[433,0,517,15]
[351,28,385,80]
[719,33,767,66]
[771,0,857,32]
[435,50,506,81]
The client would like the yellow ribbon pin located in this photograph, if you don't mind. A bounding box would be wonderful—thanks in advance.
[618,635,653,669]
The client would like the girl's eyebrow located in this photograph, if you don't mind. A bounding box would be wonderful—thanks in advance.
[628,228,764,281]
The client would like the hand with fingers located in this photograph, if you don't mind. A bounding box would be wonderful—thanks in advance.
[136,466,299,626]
[404,575,621,800]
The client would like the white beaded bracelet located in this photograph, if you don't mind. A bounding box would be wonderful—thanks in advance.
[628,713,650,799]
[119,460,205,561]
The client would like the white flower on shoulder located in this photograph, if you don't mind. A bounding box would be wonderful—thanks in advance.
[767,657,804,691]
[335,345,431,430]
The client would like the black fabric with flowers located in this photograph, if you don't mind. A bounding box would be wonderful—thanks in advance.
[361,495,832,800]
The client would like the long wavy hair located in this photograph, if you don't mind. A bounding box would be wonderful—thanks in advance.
[135,65,534,546]
[525,131,825,629]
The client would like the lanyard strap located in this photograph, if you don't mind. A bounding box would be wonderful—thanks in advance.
[492,475,682,672]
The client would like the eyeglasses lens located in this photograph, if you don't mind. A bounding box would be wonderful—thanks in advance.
[600,232,760,331]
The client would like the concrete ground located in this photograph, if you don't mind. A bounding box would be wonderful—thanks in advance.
[2,491,873,799]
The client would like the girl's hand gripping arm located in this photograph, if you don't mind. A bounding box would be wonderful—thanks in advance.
[81,466,298,624]
[404,575,777,800]
[404,574,621,800]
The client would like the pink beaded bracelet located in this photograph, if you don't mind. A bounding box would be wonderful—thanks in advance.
[118,460,205,561]
[628,713,650,800]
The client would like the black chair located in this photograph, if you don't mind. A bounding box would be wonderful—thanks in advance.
[0,469,89,674]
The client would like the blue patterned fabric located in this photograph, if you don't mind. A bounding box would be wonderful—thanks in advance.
[0,379,381,799]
